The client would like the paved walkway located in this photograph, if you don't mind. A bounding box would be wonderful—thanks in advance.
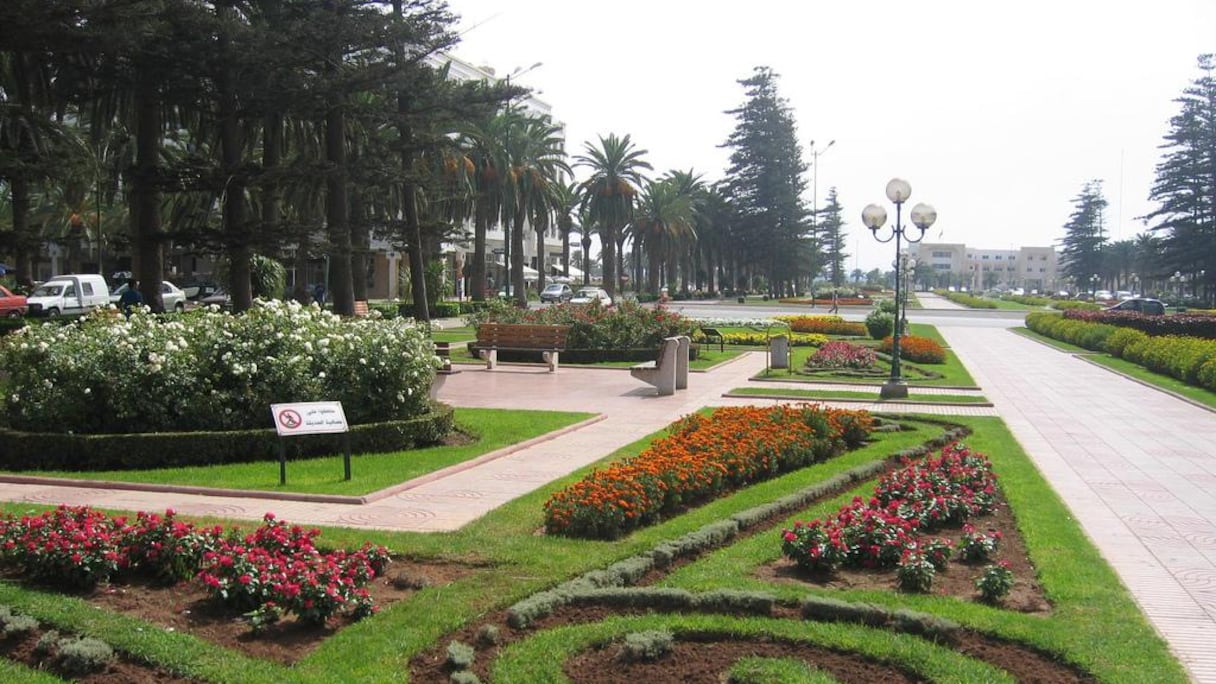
[1,308,1214,680]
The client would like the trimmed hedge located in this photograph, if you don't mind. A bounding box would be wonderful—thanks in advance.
[1026,311,1216,392]
[0,403,454,472]
[1063,309,1216,339]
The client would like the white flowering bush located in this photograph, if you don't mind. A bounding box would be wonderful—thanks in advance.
[0,301,441,434]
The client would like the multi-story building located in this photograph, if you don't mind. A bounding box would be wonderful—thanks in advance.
[910,243,1061,293]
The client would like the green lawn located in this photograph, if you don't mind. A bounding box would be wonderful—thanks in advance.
[10,408,595,496]
[728,386,990,404]
[0,413,1184,682]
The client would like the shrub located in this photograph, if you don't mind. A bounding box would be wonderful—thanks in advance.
[865,310,894,339]
[467,298,695,350]
[807,341,877,369]
[1104,327,1151,358]
[56,636,115,676]
[896,551,936,592]
[721,331,827,347]
[976,561,1015,602]
[445,641,475,669]
[958,523,1002,562]
[619,630,674,662]
[450,672,482,684]
[0,606,39,637]
[0,301,441,434]
[475,624,502,646]
[880,335,946,364]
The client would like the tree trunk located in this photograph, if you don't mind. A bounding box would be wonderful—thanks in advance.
[218,14,252,312]
[471,205,487,300]
[325,106,353,316]
[351,192,369,301]
[581,234,592,286]
[535,224,546,293]
[511,204,527,306]
[133,75,164,312]
[601,225,615,298]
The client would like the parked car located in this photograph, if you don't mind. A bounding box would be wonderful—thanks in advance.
[540,282,573,303]
[0,284,28,318]
[570,287,612,306]
[1105,297,1166,315]
[180,281,221,301]
[26,274,110,317]
[109,280,187,312]
[199,287,232,310]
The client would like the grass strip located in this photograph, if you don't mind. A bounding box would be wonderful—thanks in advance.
[12,408,595,496]
[727,387,989,404]
[730,656,839,683]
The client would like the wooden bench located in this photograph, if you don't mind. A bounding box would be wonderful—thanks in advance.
[353,300,369,317]
[700,326,724,352]
[475,323,570,372]
[630,336,689,395]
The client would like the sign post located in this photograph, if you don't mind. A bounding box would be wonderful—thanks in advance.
[270,401,351,484]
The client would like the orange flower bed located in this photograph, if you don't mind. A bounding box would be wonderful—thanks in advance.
[544,405,874,539]
[778,315,868,336]
[880,335,946,364]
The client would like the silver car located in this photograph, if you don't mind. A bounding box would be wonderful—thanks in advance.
[109,280,188,312]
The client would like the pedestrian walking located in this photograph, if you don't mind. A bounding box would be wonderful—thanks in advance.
[829,290,839,314]
[119,278,143,316]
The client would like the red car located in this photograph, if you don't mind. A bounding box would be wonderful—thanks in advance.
[0,285,28,318]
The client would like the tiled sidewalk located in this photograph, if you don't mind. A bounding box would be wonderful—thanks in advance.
[941,325,1216,683]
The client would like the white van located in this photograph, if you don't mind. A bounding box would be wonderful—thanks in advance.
[26,274,110,317]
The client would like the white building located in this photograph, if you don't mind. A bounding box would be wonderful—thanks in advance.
[911,243,1061,293]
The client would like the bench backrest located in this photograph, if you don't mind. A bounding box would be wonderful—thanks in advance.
[353,300,370,317]
[477,323,570,349]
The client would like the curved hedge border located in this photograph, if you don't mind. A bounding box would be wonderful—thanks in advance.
[0,403,454,472]
[1026,312,1216,391]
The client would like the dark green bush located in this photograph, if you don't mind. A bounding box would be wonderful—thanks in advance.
[0,403,454,471]
[865,310,894,339]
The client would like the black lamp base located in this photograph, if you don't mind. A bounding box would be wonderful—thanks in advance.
[879,379,909,399]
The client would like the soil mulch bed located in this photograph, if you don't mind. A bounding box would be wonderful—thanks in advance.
[0,559,474,682]
[758,500,1052,613]
[0,630,199,683]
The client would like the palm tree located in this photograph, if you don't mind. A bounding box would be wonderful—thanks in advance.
[551,180,581,277]
[662,169,706,293]
[631,178,695,295]
[502,114,568,306]
[575,133,651,299]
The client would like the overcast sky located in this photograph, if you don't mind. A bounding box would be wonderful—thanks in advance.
[447,0,1214,272]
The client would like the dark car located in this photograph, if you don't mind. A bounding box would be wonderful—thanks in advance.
[199,288,232,310]
[1105,298,1166,315]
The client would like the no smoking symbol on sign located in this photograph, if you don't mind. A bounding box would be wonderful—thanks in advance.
[277,409,303,431]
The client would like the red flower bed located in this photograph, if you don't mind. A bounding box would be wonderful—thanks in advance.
[781,443,998,573]
[1063,308,1216,339]
[544,405,874,539]
[879,335,946,364]
[0,507,389,628]
[808,340,877,369]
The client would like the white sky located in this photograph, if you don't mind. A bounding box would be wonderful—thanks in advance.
[448,0,1215,272]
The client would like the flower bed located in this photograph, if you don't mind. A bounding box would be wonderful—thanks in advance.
[781,443,999,583]
[544,405,874,539]
[722,331,827,347]
[776,315,868,336]
[807,341,877,369]
[1063,308,1216,338]
[879,335,946,364]
[0,300,441,434]
[0,506,389,628]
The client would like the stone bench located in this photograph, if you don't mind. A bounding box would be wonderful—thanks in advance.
[474,323,571,372]
[630,336,690,396]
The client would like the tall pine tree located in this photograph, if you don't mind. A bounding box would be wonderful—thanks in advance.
[817,187,848,287]
[1059,179,1109,286]
[1144,54,1215,305]
[720,67,813,296]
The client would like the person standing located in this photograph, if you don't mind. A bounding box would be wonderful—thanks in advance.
[829,290,839,314]
[119,278,143,316]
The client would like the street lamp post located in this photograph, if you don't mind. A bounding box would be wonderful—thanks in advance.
[861,178,936,399]
[809,139,835,294]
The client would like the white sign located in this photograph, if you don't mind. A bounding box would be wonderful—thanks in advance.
[271,401,349,436]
